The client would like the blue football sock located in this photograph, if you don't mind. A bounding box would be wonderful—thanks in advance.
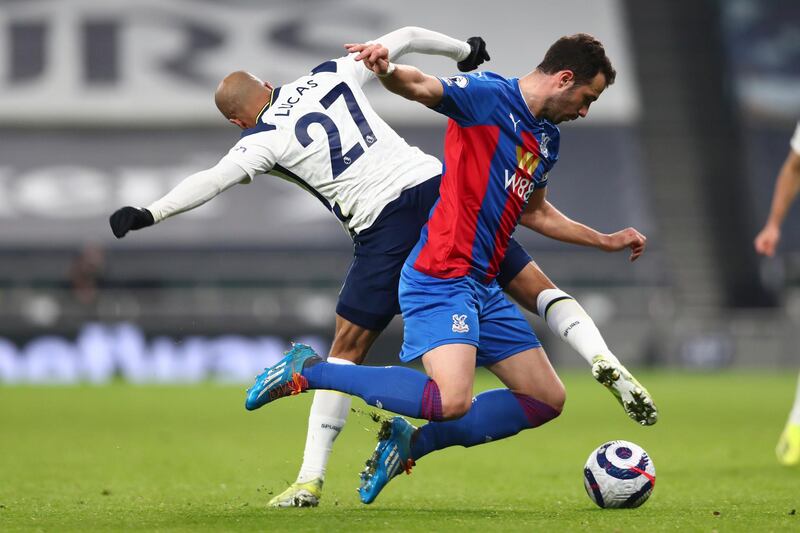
[410,388,560,460]
[302,362,437,419]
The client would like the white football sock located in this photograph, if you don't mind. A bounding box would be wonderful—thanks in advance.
[788,372,800,426]
[536,288,620,367]
[296,357,353,484]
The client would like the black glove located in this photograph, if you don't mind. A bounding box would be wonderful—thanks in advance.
[457,36,490,72]
[109,207,155,238]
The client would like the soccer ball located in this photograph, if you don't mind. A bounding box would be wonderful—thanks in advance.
[583,440,655,508]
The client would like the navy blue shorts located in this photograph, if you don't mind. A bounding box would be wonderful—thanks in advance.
[336,176,532,331]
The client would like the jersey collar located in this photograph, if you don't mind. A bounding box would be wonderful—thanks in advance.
[240,86,282,138]
[254,86,282,123]
[512,78,552,128]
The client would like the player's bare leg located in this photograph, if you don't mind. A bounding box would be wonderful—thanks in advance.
[504,261,658,425]
[486,347,566,413]
[419,344,478,418]
[268,315,380,508]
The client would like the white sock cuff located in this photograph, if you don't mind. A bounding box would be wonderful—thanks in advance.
[536,288,574,318]
[327,356,356,365]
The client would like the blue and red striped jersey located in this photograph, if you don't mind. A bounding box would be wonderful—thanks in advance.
[407,71,560,283]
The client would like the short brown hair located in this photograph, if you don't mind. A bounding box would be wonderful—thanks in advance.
[536,33,616,86]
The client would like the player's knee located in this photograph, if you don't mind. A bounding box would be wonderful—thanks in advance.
[515,391,563,429]
[440,395,473,420]
[521,380,566,415]
[543,381,567,414]
[541,373,567,413]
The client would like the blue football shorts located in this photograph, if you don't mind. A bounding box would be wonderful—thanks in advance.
[336,175,533,331]
[398,264,542,366]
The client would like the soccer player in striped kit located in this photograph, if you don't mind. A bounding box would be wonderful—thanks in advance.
[245,32,657,504]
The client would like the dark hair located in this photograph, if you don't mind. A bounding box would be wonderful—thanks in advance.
[536,33,616,86]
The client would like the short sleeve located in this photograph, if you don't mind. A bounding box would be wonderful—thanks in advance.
[223,127,285,181]
[431,73,498,126]
[791,122,800,155]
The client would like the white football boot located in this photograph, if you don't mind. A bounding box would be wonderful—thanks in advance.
[591,356,658,426]
[268,478,323,508]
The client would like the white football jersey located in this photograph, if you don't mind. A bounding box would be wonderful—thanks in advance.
[223,56,442,235]
[791,121,800,156]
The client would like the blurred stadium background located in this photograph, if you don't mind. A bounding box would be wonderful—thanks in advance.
[0,0,799,385]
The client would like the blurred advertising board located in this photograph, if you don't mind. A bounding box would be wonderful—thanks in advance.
[0,322,329,384]
[0,0,639,126]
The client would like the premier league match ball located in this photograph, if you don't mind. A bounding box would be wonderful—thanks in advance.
[583,440,656,509]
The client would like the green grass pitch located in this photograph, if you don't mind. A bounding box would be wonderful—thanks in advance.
[1,371,799,531]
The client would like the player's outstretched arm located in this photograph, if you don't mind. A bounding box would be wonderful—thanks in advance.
[345,27,489,72]
[755,149,800,257]
[520,188,646,262]
[109,158,249,239]
[349,44,444,107]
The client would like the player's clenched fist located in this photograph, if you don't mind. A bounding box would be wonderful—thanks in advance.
[109,206,155,238]
[602,227,647,262]
[754,224,780,257]
[457,37,490,72]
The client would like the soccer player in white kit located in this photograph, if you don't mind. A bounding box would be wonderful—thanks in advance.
[754,121,800,466]
[110,26,656,506]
